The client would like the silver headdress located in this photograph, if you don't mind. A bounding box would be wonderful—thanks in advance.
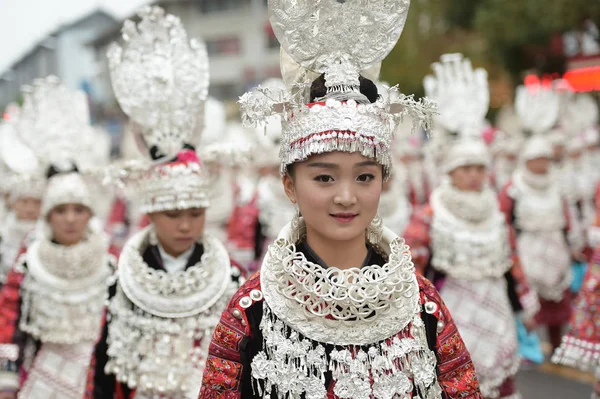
[423,54,491,173]
[239,0,436,178]
[515,84,560,161]
[107,6,211,214]
[108,6,209,160]
[2,77,97,205]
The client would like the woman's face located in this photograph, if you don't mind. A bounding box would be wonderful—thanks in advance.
[526,157,551,175]
[14,197,41,221]
[148,208,206,257]
[450,164,487,192]
[47,203,92,246]
[283,152,383,244]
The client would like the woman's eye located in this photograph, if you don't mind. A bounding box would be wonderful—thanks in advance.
[314,175,334,183]
[357,173,375,182]
[165,213,179,218]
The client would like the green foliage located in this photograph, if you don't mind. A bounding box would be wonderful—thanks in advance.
[381,0,598,97]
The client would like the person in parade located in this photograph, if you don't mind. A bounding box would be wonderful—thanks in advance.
[0,77,115,399]
[86,7,243,399]
[0,116,43,285]
[560,93,600,261]
[498,84,577,353]
[403,54,537,399]
[200,1,482,398]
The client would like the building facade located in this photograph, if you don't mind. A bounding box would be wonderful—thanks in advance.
[0,10,118,110]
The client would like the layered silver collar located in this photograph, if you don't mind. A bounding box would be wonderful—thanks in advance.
[253,224,441,399]
[515,167,552,191]
[260,224,420,346]
[117,226,232,318]
[19,234,113,344]
[435,180,498,224]
[430,188,512,280]
[106,226,238,398]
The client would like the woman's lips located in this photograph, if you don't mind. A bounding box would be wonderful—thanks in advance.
[331,213,358,223]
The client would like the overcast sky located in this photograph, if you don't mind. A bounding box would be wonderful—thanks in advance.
[0,0,150,73]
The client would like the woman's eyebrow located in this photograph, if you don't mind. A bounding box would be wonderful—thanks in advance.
[354,160,379,168]
[307,162,338,169]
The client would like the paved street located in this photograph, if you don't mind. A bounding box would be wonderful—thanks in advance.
[517,365,593,398]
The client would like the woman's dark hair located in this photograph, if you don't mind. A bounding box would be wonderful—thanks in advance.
[309,73,379,103]
[46,162,79,179]
[149,143,196,161]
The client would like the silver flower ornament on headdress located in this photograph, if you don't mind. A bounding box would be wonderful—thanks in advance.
[239,0,436,178]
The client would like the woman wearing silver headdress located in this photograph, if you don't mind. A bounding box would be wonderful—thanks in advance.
[85,7,243,399]
[0,114,43,284]
[404,55,538,399]
[499,85,577,353]
[200,2,481,398]
[561,93,600,260]
[0,77,114,399]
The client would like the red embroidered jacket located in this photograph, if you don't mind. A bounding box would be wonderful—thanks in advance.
[199,271,482,399]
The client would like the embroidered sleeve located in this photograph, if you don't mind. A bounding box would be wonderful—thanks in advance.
[403,205,433,275]
[497,183,515,227]
[199,272,260,399]
[0,254,26,391]
[418,276,483,399]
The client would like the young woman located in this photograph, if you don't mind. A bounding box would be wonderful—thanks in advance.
[403,55,535,399]
[0,123,44,284]
[201,3,481,397]
[499,135,576,352]
[0,169,114,399]
[85,8,243,399]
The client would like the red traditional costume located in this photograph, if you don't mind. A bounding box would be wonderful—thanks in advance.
[403,54,534,399]
[0,78,115,398]
[85,8,245,398]
[201,1,482,397]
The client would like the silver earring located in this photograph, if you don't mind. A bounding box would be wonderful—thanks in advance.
[149,227,159,246]
[366,213,384,244]
[290,206,306,243]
